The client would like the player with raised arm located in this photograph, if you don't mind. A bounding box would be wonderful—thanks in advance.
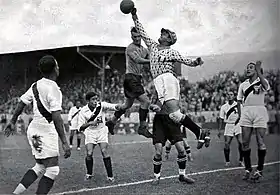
[106,27,152,138]
[237,61,270,181]
[218,90,243,167]
[4,55,71,194]
[78,92,122,182]
[68,100,82,150]
[129,8,210,149]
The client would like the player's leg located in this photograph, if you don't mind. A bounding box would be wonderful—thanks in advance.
[165,140,172,160]
[241,126,253,180]
[174,141,195,184]
[76,130,81,150]
[99,142,114,182]
[13,159,46,194]
[35,157,60,195]
[224,135,233,166]
[251,127,267,181]
[182,127,193,161]
[152,143,163,185]
[235,128,244,166]
[154,74,210,149]
[85,143,96,180]
[69,130,75,148]
[251,107,269,181]
[136,93,153,138]
[164,99,210,149]
[106,97,134,135]
[151,114,166,184]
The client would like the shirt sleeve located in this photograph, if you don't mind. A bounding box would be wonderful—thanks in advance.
[78,108,87,129]
[171,50,196,66]
[219,106,225,119]
[20,86,33,105]
[101,102,118,111]
[47,86,62,112]
[68,107,73,121]
[126,45,141,62]
[237,84,244,101]
[134,18,157,49]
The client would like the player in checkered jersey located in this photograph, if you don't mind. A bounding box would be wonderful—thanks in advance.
[237,61,270,182]
[130,8,210,149]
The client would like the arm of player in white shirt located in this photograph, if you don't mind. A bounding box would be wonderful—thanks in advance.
[9,87,32,124]
[133,18,158,49]
[101,102,119,111]
[78,108,88,132]
[218,106,225,131]
[47,87,68,145]
[171,50,198,67]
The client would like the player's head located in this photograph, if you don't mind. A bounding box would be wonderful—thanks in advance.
[246,62,263,78]
[131,27,141,45]
[38,55,59,79]
[227,90,235,101]
[75,100,82,108]
[85,91,100,108]
[158,28,177,46]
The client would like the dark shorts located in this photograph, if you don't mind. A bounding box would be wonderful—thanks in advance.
[123,73,145,98]
[153,114,183,146]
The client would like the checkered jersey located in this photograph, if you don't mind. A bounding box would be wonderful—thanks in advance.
[134,18,197,79]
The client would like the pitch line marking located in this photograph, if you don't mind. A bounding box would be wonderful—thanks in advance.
[52,161,280,195]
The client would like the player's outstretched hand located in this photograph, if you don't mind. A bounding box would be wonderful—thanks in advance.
[255,60,262,72]
[4,122,16,137]
[62,143,71,159]
[195,57,204,66]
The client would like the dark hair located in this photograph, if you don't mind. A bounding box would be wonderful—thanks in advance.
[130,27,138,33]
[85,91,99,101]
[38,55,57,76]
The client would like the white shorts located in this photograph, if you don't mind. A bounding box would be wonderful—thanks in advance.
[84,126,109,145]
[224,123,242,137]
[240,106,268,128]
[27,122,59,159]
[153,73,180,105]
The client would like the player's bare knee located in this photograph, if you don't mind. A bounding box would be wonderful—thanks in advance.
[169,110,184,123]
[101,148,109,158]
[86,152,93,157]
[44,166,60,180]
[242,142,250,151]
[32,163,45,175]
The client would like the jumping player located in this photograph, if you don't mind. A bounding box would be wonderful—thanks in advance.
[106,27,152,138]
[130,8,210,149]
[4,55,71,194]
[218,90,243,167]
[68,100,82,150]
[237,61,270,181]
[78,92,122,182]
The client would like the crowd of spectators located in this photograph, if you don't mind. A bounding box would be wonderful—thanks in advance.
[0,68,279,115]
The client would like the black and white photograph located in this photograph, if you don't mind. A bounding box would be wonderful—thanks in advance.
[0,0,279,194]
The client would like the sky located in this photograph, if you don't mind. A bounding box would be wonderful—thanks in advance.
[0,0,278,56]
